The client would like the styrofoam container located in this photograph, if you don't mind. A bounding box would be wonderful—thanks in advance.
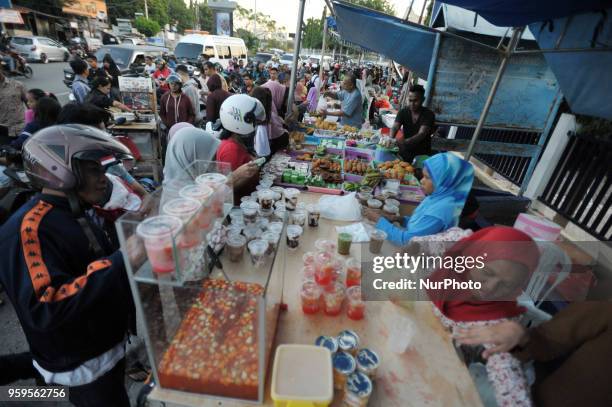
[514,213,562,241]
[271,345,333,407]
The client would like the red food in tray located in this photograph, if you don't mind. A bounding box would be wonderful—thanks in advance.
[158,280,264,400]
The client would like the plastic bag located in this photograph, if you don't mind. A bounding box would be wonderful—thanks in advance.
[319,192,362,222]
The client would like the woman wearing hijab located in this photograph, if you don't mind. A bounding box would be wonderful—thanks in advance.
[167,122,194,141]
[426,226,541,407]
[163,126,259,202]
[205,74,231,124]
[364,152,474,246]
[102,53,121,90]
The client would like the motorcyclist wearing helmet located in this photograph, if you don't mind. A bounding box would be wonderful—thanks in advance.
[0,124,139,406]
[152,57,172,93]
[216,94,266,200]
[159,74,195,130]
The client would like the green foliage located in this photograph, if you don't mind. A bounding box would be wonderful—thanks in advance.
[197,2,213,32]
[302,18,323,49]
[236,28,260,53]
[168,0,193,33]
[12,0,76,15]
[347,0,395,14]
[134,17,161,38]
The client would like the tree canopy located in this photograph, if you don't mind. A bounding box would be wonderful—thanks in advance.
[133,17,161,38]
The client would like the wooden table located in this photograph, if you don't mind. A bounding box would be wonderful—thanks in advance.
[108,120,162,181]
[150,193,482,407]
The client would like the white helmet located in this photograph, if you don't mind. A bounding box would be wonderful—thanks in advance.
[219,94,266,135]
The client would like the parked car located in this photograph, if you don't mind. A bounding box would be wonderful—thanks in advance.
[252,52,273,65]
[279,53,300,67]
[63,44,169,88]
[10,36,69,63]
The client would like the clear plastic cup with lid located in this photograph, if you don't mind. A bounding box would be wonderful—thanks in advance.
[385,198,400,207]
[306,204,321,227]
[267,221,284,235]
[367,199,383,209]
[369,229,387,254]
[226,234,246,262]
[179,184,214,229]
[290,209,307,227]
[315,238,337,253]
[323,281,345,316]
[243,224,262,242]
[240,201,260,224]
[300,280,322,314]
[259,178,274,189]
[258,188,275,213]
[346,286,365,320]
[345,257,362,287]
[286,225,303,250]
[271,186,285,201]
[136,215,182,274]
[248,239,269,267]
[261,231,280,254]
[383,203,399,217]
[162,198,203,247]
[196,173,228,215]
[284,188,301,211]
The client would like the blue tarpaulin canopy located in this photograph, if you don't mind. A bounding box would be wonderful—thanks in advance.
[332,1,437,77]
[435,0,612,27]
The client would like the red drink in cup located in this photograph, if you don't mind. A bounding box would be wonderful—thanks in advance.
[345,257,362,287]
[179,184,214,229]
[300,281,322,314]
[323,282,345,316]
[136,215,182,274]
[196,173,228,216]
[346,286,365,320]
[162,198,202,248]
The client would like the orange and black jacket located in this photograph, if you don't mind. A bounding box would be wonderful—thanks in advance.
[0,194,135,373]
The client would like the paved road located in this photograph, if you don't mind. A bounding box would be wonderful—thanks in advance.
[14,61,72,105]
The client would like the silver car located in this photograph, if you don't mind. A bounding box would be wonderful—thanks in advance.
[10,36,69,63]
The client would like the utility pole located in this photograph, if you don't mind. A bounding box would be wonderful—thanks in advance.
[144,0,149,19]
[319,7,328,78]
[418,0,428,25]
[286,0,306,115]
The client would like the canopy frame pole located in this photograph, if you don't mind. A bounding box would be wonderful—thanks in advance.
[319,7,329,79]
[424,32,441,107]
[418,0,429,25]
[286,0,307,116]
[404,0,416,21]
[465,27,524,160]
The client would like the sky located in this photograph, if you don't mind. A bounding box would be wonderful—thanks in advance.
[234,0,430,32]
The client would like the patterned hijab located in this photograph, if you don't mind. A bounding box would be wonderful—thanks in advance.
[409,153,474,229]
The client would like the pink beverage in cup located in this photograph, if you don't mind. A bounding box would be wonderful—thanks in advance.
[315,238,337,254]
[179,184,214,229]
[196,173,228,216]
[162,198,203,248]
[301,280,322,314]
[302,265,316,282]
[346,286,365,320]
[323,281,346,316]
[345,257,362,287]
[136,215,182,274]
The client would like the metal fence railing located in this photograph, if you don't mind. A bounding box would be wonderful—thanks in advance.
[539,133,612,241]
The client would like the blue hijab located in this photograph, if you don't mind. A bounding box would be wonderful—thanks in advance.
[409,153,474,229]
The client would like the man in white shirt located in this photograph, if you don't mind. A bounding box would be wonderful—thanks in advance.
[143,56,156,75]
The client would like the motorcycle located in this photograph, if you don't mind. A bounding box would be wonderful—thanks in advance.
[0,50,33,79]
[0,146,37,226]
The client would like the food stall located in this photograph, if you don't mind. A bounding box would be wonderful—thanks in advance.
[108,77,162,181]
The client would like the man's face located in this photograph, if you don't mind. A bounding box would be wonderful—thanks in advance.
[204,66,213,77]
[238,60,244,67]
[408,91,423,112]
[258,63,265,71]
[243,76,252,87]
[77,161,109,206]
[170,82,182,93]
[145,58,152,65]
[342,77,354,91]
[269,69,278,81]
[87,58,97,68]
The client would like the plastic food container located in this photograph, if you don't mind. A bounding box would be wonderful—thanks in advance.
[306,204,320,227]
[226,234,246,262]
[337,330,360,355]
[195,173,228,216]
[162,198,203,247]
[356,348,380,378]
[136,215,182,274]
[383,203,399,216]
[314,239,337,254]
[240,201,260,224]
[248,239,268,267]
[271,345,333,407]
[290,209,307,227]
[179,185,214,229]
[258,188,275,213]
[286,225,303,250]
[343,371,373,406]
[367,199,383,209]
[284,188,301,211]
[315,336,339,355]
[345,258,362,288]
[337,232,353,255]
[323,282,345,316]
[332,352,356,390]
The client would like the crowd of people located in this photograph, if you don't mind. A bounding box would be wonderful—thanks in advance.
[0,48,609,407]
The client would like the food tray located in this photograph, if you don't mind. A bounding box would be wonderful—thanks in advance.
[314,129,341,138]
[307,186,343,195]
[344,147,374,162]
[342,173,363,183]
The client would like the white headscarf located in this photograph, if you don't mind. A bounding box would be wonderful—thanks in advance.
[163,127,221,184]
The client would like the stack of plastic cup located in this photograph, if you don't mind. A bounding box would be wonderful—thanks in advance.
[162,198,203,248]
[346,286,365,320]
[179,184,214,230]
[195,173,228,216]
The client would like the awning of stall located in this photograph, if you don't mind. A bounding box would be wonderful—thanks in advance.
[434,0,610,27]
[332,1,437,77]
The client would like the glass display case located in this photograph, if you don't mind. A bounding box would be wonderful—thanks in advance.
[116,160,286,404]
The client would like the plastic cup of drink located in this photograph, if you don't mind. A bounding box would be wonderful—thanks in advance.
[323,281,345,316]
[387,313,416,354]
[162,198,203,248]
[346,286,365,320]
[243,224,262,242]
[227,223,243,237]
[345,257,361,287]
[302,265,316,282]
[256,216,269,230]
[136,215,182,274]
[267,221,283,236]
[274,208,287,222]
[315,252,343,286]
[357,192,372,205]
[229,208,244,224]
[258,188,275,212]
[259,178,274,189]
[303,251,316,267]
[290,209,307,227]
[261,231,280,255]
[196,173,228,216]
[271,186,285,201]
[369,229,387,254]
[240,201,260,224]
[337,232,353,256]
[296,202,307,211]
[179,184,214,229]
[306,204,320,227]
[286,225,303,250]
[284,188,301,211]
[248,239,269,267]
[315,238,337,254]
[300,280,322,314]
[226,234,246,262]
[241,196,254,204]
[385,179,400,192]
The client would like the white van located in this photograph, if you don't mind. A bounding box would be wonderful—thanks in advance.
[174,34,247,69]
